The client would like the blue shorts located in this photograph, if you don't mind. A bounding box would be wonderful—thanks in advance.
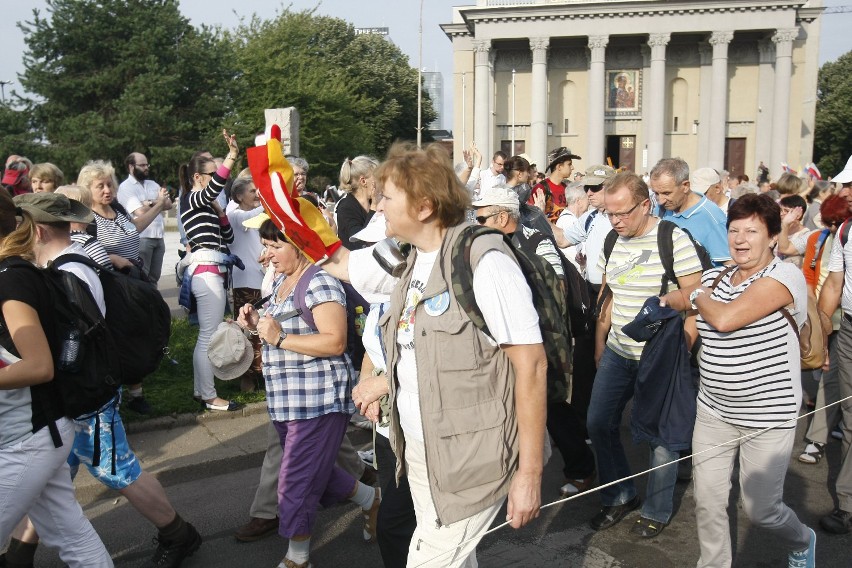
[67,395,142,490]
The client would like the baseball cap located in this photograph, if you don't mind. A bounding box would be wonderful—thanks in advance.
[471,185,520,210]
[833,155,852,184]
[14,192,94,224]
[690,167,722,195]
[583,164,616,186]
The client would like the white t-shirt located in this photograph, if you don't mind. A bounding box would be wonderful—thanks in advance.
[827,231,852,315]
[117,176,164,239]
[395,248,541,442]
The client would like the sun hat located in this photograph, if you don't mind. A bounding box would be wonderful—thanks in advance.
[546,147,582,173]
[14,192,94,224]
[207,322,254,381]
[471,185,520,210]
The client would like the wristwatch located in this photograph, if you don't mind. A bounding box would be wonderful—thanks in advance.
[689,288,707,309]
[275,331,287,349]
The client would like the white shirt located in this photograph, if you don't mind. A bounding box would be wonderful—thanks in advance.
[117,176,164,239]
[827,231,852,315]
[478,168,506,195]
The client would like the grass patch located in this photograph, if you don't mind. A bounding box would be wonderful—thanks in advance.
[120,318,266,423]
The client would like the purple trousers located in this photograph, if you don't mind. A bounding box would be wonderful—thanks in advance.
[273,412,356,538]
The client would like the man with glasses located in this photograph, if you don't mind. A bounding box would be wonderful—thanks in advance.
[588,172,703,538]
[118,152,172,283]
[478,150,507,195]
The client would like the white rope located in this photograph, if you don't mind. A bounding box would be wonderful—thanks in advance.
[410,395,852,568]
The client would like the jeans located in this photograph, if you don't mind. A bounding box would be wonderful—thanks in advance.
[587,347,679,523]
[191,271,227,400]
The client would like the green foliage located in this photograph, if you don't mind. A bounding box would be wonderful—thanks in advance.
[18,0,234,185]
[230,9,435,178]
[814,50,852,177]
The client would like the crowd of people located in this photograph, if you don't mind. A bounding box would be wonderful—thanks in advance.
[1,136,852,568]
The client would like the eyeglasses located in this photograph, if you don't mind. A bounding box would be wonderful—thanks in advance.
[476,212,500,225]
[199,171,216,177]
[135,163,150,168]
[293,172,307,178]
[585,185,604,193]
[608,200,645,220]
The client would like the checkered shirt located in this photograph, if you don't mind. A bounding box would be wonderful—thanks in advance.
[263,270,356,421]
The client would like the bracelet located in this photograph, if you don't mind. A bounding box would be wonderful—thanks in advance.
[247,329,259,336]
[227,154,238,161]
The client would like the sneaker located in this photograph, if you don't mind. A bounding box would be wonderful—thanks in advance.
[277,559,312,568]
[126,395,153,415]
[147,523,202,567]
[589,495,641,531]
[363,487,382,542]
[797,441,825,464]
[788,527,816,568]
[357,449,375,467]
[560,473,595,497]
[234,516,278,542]
[820,508,852,534]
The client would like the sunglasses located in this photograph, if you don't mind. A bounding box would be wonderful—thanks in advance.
[476,212,500,225]
[585,184,604,193]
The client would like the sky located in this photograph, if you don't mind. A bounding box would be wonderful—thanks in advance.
[0,0,849,132]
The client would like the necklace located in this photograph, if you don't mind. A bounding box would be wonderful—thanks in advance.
[275,263,310,303]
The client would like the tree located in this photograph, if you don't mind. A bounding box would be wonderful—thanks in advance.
[230,9,435,179]
[814,50,852,178]
[18,0,234,185]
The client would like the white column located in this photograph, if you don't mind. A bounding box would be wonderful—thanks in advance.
[529,37,550,170]
[769,28,797,178]
[473,39,491,152]
[707,31,734,170]
[586,35,609,165]
[646,33,670,169]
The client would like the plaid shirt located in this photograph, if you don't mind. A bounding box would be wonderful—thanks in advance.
[263,270,355,421]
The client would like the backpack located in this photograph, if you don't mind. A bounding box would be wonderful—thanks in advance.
[53,254,171,384]
[450,226,573,404]
[709,266,826,370]
[0,258,121,420]
[293,264,369,371]
[516,229,593,338]
[598,220,715,313]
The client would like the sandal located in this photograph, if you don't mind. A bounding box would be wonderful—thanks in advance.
[629,516,666,538]
[362,487,382,542]
[798,441,825,464]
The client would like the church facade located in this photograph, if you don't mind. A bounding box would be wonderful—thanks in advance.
[441,0,824,179]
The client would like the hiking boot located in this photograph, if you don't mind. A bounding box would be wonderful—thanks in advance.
[126,395,152,415]
[797,441,825,464]
[589,495,641,531]
[146,522,202,567]
[788,527,816,568]
[820,508,852,534]
[234,516,278,542]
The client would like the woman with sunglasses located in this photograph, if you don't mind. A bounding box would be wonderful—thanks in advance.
[177,130,243,412]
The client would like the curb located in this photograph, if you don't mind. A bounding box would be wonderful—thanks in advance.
[123,401,270,434]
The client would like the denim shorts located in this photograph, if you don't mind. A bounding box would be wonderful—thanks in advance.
[67,395,142,490]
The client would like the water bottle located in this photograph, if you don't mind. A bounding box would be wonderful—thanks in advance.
[59,328,82,372]
[354,306,366,337]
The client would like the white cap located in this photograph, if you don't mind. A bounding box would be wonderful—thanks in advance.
[834,155,852,184]
[471,184,520,210]
[690,167,721,194]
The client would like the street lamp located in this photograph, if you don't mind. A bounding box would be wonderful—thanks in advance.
[416,0,424,148]
[510,68,516,156]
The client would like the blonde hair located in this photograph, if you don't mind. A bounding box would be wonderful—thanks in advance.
[55,184,93,209]
[30,162,64,187]
[374,142,469,228]
[0,191,36,262]
[339,156,379,194]
[77,160,118,193]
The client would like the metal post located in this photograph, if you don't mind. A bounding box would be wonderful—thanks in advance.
[416,0,424,148]
[511,68,516,155]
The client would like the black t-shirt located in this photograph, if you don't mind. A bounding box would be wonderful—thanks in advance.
[0,258,64,435]
[336,194,375,251]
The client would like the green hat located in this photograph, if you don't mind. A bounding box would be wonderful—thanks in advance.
[14,192,94,224]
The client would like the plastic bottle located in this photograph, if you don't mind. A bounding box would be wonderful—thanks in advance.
[354,306,366,337]
[59,328,82,371]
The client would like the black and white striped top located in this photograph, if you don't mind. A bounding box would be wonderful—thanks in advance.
[180,170,234,252]
[70,231,113,269]
[92,208,140,261]
[697,259,807,429]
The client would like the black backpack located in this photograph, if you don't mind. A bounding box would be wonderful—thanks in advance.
[451,226,573,404]
[598,220,714,313]
[0,258,121,419]
[53,254,171,384]
[293,264,369,371]
[515,229,593,338]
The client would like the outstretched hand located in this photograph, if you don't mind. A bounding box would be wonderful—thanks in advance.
[223,129,239,156]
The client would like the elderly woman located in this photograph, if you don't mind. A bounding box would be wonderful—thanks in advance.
[335,155,380,249]
[0,191,113,567]
[236,219,379,568]
[226,176,265,392]
[78,159,169,414]
[29,163,64,193]
[322,142,547,567]
[674,193,815,567]
[178,130,241,412]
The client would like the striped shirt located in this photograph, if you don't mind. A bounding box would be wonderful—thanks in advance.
[92,208,140,261]
[697,259,806,429]
[263,270,355,422]
[180,170,234,252]
[597,220,704,359]
[70,231,113,269]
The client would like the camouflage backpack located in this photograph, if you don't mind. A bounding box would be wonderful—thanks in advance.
[450,225,573,404]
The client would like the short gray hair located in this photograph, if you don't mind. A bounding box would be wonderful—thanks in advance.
[565,182,587,206]
[650,157,690,185]
[286,155,309,174]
